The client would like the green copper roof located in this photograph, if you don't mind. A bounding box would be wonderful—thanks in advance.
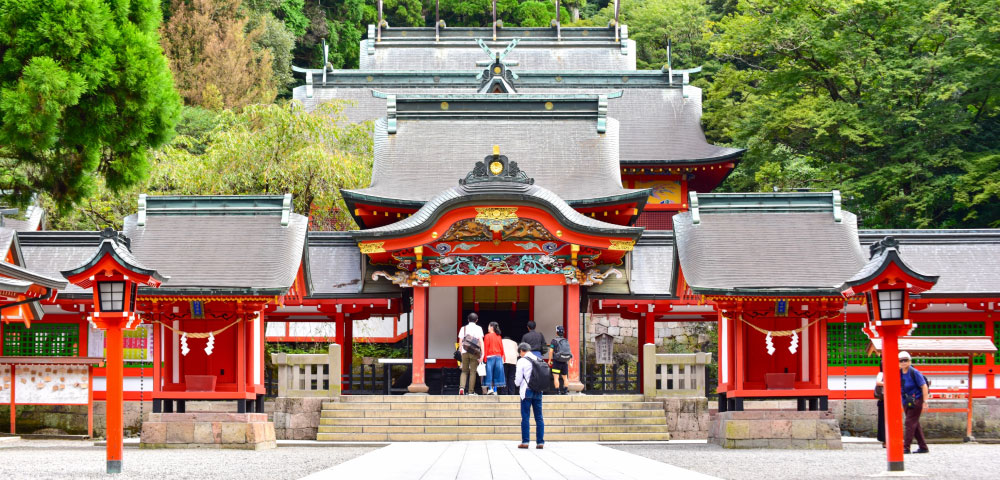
[137,194,294,226]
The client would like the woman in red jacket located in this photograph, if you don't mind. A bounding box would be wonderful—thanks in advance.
[482,321,506,395]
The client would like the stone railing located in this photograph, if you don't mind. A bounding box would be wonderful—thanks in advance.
[271,344,342,398]
[642,344,711,398]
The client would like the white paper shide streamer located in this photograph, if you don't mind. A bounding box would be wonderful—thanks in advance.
[180,332,190,356]
[788,331,799,354]
[765,331,775,356]
[204,332,215,356]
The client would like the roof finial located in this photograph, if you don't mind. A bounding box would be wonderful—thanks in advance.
[435,0,440,41]
[492,0,498,41]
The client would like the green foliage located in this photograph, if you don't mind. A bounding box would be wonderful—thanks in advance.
[0,0,181,211]
[706,0,1000,228]
[44,101,373,231]
[352,343,409,362]
[279,0,309,37]
[586,0,713,70]
[249,12,297,94]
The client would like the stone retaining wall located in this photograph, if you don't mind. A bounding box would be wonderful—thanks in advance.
[272,397,325,440]
[140,412,276,449]
[657,397,710,439]
[831,398,1000,440]
[709,410,842,449]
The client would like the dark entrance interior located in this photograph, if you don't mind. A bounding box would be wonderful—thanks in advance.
[461,308,531,344]
[460,286,532,344]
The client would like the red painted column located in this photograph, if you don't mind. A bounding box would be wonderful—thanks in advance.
[105,325,124,473]
[9,365,15,434]
[408,287,429,393]
[565,284,584,392]
[881,327,905,472]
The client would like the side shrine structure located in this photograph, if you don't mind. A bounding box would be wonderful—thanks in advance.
[0,15,998,474]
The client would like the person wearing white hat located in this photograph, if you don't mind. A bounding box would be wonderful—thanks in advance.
[898,351,930,454]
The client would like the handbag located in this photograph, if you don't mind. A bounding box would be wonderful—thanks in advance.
[453,349,462,361]
[477,362,486,377]
[873,385,884,400]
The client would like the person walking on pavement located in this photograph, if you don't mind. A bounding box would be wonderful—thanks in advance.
[457,313,484,396]
[522,320,546,359]
[482,321,506,395]
[515,342,545,449]
[899,351,930,454]
[547,326,572,395]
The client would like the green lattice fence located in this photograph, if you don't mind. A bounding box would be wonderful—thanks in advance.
[827,323,879,367]
[912,321,986,365]
[827,321,989,367]
[3,323,79,357]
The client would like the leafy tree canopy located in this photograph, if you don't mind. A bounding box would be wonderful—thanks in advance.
[0,0,181,211]
[705,0,1000,228]
[45,102,373,231]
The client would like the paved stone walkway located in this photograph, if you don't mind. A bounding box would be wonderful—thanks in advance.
[300,441,719,480]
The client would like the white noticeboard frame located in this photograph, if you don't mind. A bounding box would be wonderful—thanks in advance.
[1,357,102,437]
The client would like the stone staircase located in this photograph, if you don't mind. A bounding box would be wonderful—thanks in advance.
[316,394,671,442]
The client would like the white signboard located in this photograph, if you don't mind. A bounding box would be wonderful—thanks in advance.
[10,365,89,405]
[0,365,10,403]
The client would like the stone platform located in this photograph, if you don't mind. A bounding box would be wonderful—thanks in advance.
[140,412,276,450]
[709,410,842,449]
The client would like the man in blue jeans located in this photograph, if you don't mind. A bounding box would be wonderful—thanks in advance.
[514,342,544,449]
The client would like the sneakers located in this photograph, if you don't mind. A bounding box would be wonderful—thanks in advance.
[915,448,930,454]
[458,388,465,396]
[487,389,497,395]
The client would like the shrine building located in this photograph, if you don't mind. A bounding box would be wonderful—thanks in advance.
[1,15,998,466]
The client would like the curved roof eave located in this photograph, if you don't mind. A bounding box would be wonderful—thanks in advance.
[352,185,644,242]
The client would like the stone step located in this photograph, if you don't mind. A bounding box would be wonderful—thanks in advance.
[318,416,667,427]
[320,408,666,419]
[317,424,671,435]
[332,394,647,403]
[321,401,661,411]
[315,432,671,442]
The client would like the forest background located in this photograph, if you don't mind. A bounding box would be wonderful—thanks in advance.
[0,0,997,231]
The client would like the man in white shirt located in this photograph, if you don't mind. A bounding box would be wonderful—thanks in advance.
[457,313,484,395]
[514,342,544,449]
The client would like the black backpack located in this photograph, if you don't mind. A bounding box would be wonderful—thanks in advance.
[553,337,573,362]
[527,356,553,393]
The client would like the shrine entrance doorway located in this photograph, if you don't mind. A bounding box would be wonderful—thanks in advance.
[461,286,531,344]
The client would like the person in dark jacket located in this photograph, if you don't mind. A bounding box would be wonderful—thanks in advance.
[521,321,545,359]
[899,351,929,454]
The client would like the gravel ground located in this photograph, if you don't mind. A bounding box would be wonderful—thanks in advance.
[0,439,376,480]
[612,443,1000,479]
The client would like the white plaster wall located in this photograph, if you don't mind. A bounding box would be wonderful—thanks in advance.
[533,286,564,339]
[428,287,459,359]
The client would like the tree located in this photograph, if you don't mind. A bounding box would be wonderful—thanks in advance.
[584,0,713,70]
[45,101,374,231]
[0,0,181,210]
[161,0,277,109]
[705,0,1000,228]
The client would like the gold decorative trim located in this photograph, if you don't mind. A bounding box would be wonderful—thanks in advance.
[489,161,504,175]
[608,239,636,251]
[474,207,518,222]
[358,241,386,254]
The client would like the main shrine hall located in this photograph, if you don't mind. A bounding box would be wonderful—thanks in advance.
[1,13,998,474]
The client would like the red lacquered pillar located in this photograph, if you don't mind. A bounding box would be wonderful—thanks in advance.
[408,287,429,393]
